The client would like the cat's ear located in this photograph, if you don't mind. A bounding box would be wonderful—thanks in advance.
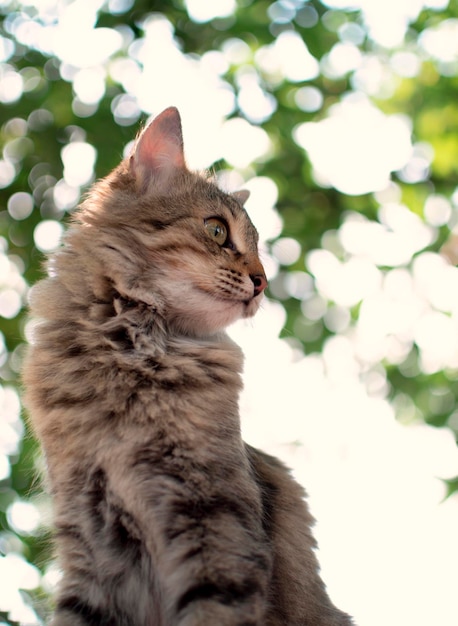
[130,107,186,190]
[232,189,250,205]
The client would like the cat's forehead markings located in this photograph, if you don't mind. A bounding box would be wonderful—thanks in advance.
[230,212,258,255]
[221,197,238,219]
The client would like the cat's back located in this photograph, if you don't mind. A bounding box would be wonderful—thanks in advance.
[247,445,353,626]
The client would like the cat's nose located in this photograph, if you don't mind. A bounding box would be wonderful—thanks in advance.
[250,273,268,297]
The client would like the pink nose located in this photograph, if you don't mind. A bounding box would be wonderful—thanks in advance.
[250,273,268,297]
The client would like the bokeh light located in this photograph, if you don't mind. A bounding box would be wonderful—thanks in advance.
[294,95,413,194]
[33,220,64,252]
[185,0,236,23]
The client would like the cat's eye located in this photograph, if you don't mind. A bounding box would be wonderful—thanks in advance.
[204,218,228,246]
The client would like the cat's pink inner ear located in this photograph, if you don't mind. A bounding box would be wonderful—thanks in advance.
[232,190,250,205]
[131,107,186,185]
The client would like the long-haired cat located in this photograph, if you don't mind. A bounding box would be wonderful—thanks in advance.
[23,107,353,625]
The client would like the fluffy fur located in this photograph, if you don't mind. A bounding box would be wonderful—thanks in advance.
[23,107,353,625]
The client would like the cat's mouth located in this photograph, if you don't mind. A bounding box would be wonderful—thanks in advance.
[242,294,263,317]
[243,295,260,307]
[202,289,261,319]
[196,283,255,306]
[213,292,259,308]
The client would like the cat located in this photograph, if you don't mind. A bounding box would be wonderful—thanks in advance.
[23,107,353,625]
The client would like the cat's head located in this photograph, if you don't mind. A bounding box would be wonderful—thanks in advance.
[76,107,267,337]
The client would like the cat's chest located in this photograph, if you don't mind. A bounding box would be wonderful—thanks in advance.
[107,327,243,388]
[95,332,243,420]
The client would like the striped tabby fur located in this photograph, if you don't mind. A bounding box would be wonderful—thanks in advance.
[23,107,353,625]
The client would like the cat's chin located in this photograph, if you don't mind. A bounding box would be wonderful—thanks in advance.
[169,293,261,337]
[241,297,262,320]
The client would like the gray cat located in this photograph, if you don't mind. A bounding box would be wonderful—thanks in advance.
[23,107,353,625]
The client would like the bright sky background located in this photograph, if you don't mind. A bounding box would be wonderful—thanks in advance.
[2,0,458,625]
[231,305,458,626]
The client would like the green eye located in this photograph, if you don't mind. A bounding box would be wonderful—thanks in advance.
[204,218,228,246]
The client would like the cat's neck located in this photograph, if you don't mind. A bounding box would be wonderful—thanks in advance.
[103,294,244,377]
[29,270,245,448]
[43,234,245,386]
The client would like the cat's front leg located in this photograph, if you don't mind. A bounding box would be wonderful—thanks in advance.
[158,485,272,625]
[177,604,264,626]
[50,614,87,626]
[110,445,273,626]
[49,602,113,626]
